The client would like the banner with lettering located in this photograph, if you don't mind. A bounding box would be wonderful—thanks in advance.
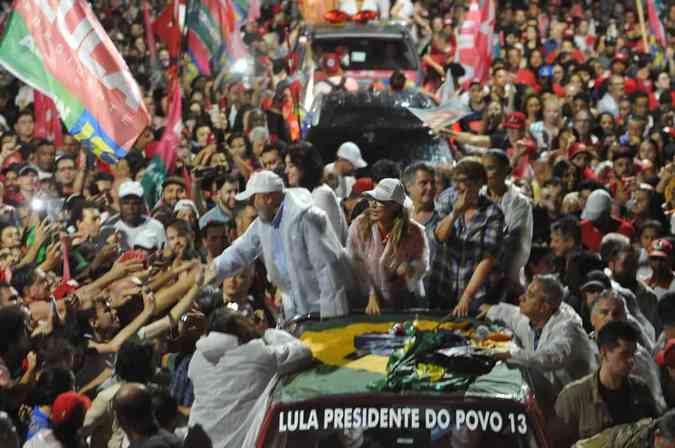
[0,0,150,164]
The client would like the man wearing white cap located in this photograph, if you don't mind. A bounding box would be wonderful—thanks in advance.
[105,181,166,251]
[205,170,351,318]
[324,142,368,199]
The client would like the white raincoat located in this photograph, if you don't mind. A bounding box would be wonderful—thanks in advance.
[487,302,597,393]
[213,188,352,318]
[188,329,312,448]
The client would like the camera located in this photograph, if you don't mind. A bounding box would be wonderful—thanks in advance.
[193,165,227,180]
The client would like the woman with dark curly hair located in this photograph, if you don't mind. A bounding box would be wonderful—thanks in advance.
[284,141,349,244]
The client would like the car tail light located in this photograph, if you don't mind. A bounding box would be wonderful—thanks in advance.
[352,10,379,23]
[324,9,351,24]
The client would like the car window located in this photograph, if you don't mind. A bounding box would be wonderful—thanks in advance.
[261,402,540,447]
[313,37,418,71]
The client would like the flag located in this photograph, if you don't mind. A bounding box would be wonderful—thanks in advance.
[231,0,260,22]
[455,0,495,86]
[141,76,182,207]
[407,99,472,132]
[152,2,182,58]
[186,0,249,76]
[33,90,63,147]
[408,71,472,131]
[0,0,149,164]
[646,0,666,48]
[143,0,163,89]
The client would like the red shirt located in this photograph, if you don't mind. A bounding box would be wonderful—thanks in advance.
[580,218,635,253]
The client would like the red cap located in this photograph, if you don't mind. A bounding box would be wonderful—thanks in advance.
[51,392,91,425]
[502,112,526,130]
[271,4,283,14]
[351,177,374,196]
[321,53,340,75]
[649,239,673,258]
[53,279,79,301]
[657,339,675,367]
[569,143,592,160]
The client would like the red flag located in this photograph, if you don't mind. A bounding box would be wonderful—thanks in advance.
[156,77,182,174]
[152,3,181,58]
[455,0,495,85]
[143,0,159,63]
[248,0,261,21]
[646,0,666,48]
[33,91,63,147]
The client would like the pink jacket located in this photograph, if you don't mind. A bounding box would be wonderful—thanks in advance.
[347,215,429,306]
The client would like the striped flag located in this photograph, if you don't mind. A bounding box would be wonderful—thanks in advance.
[455,0,495,86]
[0,0,149,164]
[186,0,250,76]
[646,0,667,48]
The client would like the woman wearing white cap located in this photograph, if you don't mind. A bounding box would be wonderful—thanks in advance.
[347,178,429,314]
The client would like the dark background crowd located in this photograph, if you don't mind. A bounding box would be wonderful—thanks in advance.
[0,0,675,447]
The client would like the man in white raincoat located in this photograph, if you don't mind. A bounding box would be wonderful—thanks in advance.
[477,274,597,396]
[205,170,351,319]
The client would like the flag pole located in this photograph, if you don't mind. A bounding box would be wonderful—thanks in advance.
[635,0,650,52]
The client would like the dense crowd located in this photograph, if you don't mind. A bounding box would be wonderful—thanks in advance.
[1,0,675,447]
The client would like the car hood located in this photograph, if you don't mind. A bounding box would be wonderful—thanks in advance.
[308,89,435,131]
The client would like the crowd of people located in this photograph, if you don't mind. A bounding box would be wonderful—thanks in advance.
[0,0,674,446]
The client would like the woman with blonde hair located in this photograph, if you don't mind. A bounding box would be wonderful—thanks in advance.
[347,178,429,315]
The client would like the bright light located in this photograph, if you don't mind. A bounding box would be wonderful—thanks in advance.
[230,58,252,75]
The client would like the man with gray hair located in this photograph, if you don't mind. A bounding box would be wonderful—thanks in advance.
[478,274,597,395]
[249,126,270,160]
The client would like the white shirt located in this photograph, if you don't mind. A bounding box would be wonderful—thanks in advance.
[392,0,414,20]
[482,182,533,288]
[111,215,167,250]
[312,184,349,245]
[189,330,311,448]
[325,162,356,199]
[487,302,597,394]
[339,0,390,18]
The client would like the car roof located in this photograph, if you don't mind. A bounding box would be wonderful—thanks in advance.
[308,22,410,39]
[272,312,532,406]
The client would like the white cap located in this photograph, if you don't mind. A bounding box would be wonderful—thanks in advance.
[119,181,144,199]
[337,142,367,169]
[174,199,200,218]
[235,170,285,202]
[133,228,162,251]
[363,178,406,206]
[581,189,612,221]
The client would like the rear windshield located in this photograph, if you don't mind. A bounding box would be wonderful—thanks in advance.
[261,402,540,447]
[312,36,418,71]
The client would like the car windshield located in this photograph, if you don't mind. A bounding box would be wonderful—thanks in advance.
[313,37,418,71]
[261,401,539,447]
